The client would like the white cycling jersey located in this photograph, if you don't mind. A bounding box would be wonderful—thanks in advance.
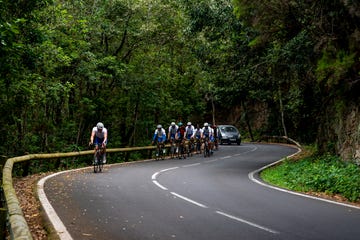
[92,127,108,138]
[201,126,213,137]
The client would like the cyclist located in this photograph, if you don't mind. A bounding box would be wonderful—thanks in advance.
[90,122,108,163]
[175,122,186,158]
[152,125,166,156]
[168,122,178,143]
[185,122,194,140]
[201,122,214,154]
[192,124,202,154]
[152,124,166,144]
[185,122,195,154]
[212,124,219,150]
[176,122,186,141]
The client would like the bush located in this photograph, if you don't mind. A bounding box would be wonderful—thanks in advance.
[261,154,360,202]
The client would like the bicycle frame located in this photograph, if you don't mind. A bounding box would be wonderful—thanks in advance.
[169,139,176,159]
[155,141,165,160]
[203,137,211,158]
[195,138,202,154]
[176,138,186,159]
[94,144,104,173]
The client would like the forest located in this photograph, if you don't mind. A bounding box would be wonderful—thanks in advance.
[1,0,359,163]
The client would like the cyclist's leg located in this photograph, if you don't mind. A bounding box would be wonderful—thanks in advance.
[102,146,106,163]
[97,137,106,163]
[160,141,165,159]
[155,140,160,157]
[170,138,175,157]
[94,137,100,163]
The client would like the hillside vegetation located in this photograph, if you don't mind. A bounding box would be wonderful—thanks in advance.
[1,0,359,166]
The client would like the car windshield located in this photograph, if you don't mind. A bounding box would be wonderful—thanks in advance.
[220,126,237,133]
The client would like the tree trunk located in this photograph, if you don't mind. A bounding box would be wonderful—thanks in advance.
[278,86,288,137]
[241,100,254,142]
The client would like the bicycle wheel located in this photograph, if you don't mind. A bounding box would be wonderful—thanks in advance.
[178,144,183,159]
[155,145,161,161]
[204,142,210,158]
[181,144,187,159]
[94,154,100,173]
[98,154,103,172]
[170,144,175,159]
[160,146,165,160]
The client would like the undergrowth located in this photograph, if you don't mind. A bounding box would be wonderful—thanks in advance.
[261,153,360,202]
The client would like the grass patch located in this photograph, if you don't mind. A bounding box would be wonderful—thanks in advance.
[261,151,360,202]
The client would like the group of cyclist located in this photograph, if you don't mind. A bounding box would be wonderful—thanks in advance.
[88,121,219,164]
[152,121,218,158]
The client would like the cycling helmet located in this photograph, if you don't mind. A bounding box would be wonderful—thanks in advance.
[204,122,209,127]
[187,122,191,126]
[178,122,183,126]
[171,122,176,126]
[97,122,104,129]
[157,124,162,129]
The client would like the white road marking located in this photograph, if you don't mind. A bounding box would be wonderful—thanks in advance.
[160,167,179,172]
[38,172,74,240]
[182,163,201,167]
[152,167,179,180]
[152,144,282,234]
[204,159,218,163]
[170,192,208,208]
[152,180,168,190]
[151,172,159,180]
[216,211,279,234]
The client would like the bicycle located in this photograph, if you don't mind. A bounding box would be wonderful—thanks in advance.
[203,137,211,158]
[155,141,165,161]
[195,138,202,154]
[169,139,177,159]
[176,138,186,159]
[93,144,105,173]
[185,139,194,157]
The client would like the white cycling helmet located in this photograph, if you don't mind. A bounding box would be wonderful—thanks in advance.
[157,124,162,129]
[171,122,176,126]
[187,122,191,126]
[204,122,209,127]
[96,122,104,129]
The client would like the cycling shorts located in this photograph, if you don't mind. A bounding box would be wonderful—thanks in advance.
[95,137,107,145]
[155,137,165,143]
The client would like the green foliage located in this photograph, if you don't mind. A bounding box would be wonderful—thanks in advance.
[316,50,356,88]
[0,0,359,175]
[261,154,360,202]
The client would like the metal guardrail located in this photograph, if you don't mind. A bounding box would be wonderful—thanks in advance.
[259,135,301,148]
[1,145,157,240]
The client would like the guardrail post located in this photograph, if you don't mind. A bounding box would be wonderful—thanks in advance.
[0,186,6,239]
[0,156,7,239]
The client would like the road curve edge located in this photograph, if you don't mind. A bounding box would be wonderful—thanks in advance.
[248,145,360,210]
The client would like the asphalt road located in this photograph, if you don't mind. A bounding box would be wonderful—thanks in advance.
[42,143,360,240]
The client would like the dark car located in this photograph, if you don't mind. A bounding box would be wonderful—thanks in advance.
[217,125,241,145]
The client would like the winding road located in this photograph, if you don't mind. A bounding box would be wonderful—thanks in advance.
[39,143,360,240]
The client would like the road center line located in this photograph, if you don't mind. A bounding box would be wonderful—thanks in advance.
[171,192,208,208]
[182,163,201,168]
[152,180,168,190]
[152,145,283,233]
[160,167,179,172]
[204,159,218,163]
[216,211,279,234]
